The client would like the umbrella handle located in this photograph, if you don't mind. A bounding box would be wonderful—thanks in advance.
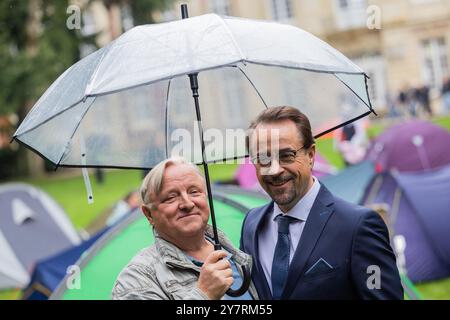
[213,243,252,297]
[226,264,252,297]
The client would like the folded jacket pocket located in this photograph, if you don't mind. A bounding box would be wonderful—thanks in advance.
[304,258,335,276]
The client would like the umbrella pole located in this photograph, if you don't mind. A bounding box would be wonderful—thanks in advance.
[181,3,220,250]
[181,4,251,298]
[188,72,221,251]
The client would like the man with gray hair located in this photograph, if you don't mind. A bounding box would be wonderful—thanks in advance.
[112,157,257,300]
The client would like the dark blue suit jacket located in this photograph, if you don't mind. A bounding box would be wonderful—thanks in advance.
[240,184,403,299]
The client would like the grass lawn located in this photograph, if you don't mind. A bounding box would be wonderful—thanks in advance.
[315,137,345,170]
[415,278,450,300]
[18,169,143,229]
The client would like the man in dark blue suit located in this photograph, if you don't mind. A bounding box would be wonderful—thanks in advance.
[241,106,403,299]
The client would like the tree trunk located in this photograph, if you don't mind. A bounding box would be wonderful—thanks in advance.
[18,0,45,178]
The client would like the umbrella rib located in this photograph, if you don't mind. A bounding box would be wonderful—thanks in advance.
[85,45,111,96]
[55,97,97,169]
[85,61,243,98]
[55,154,250,169]
[314,111,371,139]
[217,16,246,60]
[364,74,377,116]
[334,73,377,115]
[237,66,268,109]
[164,79,172,158]
[13,97,86,138]
[245,61,365,75]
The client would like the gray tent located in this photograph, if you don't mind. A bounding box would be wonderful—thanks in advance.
[0,183,81,289]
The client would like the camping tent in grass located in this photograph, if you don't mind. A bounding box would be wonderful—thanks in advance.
[22,227,110,300]
[319,160,376,204]
[0,183,81,289]
[365,120,450,172]
[50,188,269,300]
[362,165,450,282]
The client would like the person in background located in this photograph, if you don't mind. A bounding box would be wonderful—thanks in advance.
[106,190,141,226]
[441,77,450,115]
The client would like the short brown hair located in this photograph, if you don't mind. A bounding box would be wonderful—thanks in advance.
[248,106,315,149]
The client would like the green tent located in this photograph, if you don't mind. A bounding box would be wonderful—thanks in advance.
[51,187,269,300]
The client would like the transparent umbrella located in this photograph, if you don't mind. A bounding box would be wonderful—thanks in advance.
[13,5,375,296]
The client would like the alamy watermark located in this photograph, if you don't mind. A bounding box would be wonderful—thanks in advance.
[169,122,282,175]
[366,265,381,290]
[66,5,81,30]
[66,265,81,290]
[366,5,382,30]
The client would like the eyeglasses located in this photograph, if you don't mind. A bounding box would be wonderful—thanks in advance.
[251,146,306,167]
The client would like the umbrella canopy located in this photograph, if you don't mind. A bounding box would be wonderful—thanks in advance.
[365,120,450,172]
[13,13,374,170]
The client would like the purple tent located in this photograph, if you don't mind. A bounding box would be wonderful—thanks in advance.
[362,165,450,282]
[365,120,450,172]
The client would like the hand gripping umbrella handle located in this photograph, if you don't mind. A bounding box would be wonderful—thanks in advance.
[214,244,252,297]
[226,264,252,297]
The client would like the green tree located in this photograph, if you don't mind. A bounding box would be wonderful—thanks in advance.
[0,0,85,177]
[0,0,174,177]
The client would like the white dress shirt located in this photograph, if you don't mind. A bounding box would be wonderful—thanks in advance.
[258,177,321,293]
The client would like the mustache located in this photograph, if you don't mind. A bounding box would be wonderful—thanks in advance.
[263,174,293,184]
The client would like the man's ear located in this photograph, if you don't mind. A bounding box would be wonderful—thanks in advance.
[141,205,154,225]
[308,144,316,167]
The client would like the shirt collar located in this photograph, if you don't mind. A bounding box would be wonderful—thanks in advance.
[272,176,321,222]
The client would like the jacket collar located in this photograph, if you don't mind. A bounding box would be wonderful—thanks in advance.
[154,224,252,272]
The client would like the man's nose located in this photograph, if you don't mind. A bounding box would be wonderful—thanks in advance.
[261,158,284,176]
[179,192,195,211]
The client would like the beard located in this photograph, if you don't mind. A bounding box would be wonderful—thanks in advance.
[262,174,297,206]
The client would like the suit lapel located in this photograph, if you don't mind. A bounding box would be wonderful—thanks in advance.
[249,202,273,300]
[282,185,335,299]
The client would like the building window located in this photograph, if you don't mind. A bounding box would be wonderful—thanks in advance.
[270,0,293,21]
[421,38,449,90]
[334,0,367,30]
[210,0,231,16]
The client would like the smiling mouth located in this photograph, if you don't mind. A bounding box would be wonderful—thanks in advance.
[268,179,291,187]
[178,213,200,220]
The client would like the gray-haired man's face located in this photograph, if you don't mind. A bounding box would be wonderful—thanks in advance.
[142,163,210,242]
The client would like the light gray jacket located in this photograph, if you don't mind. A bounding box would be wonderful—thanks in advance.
[112,225,258,300]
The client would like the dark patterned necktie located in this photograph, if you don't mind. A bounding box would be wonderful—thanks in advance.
[271,214,296,299]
